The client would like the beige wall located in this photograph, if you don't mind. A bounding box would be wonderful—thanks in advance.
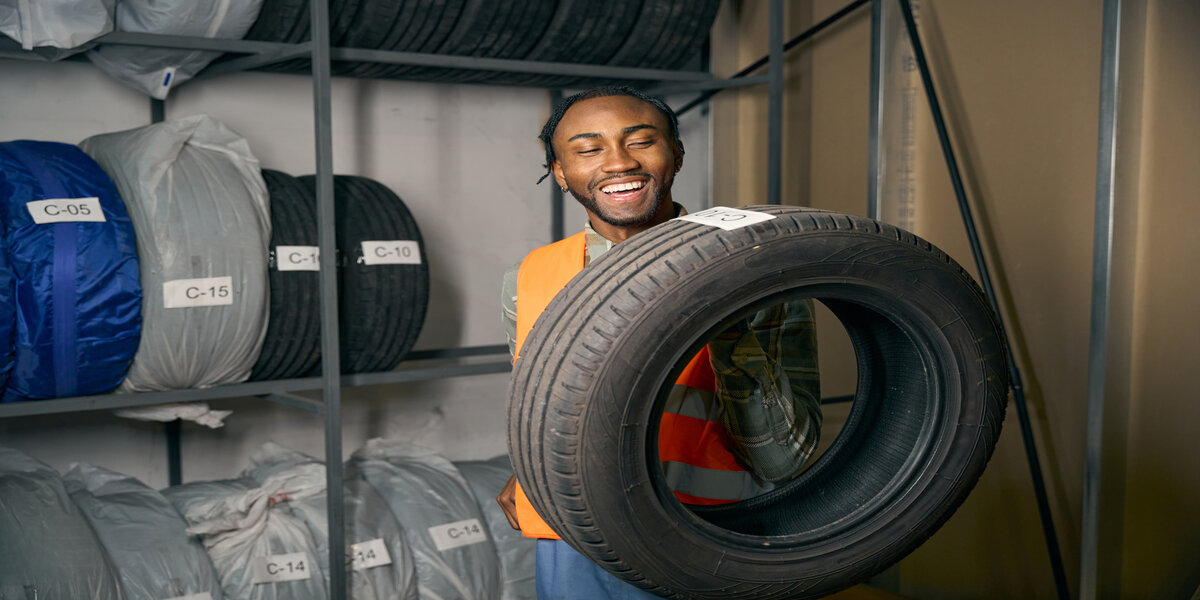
[711,1,1200,598]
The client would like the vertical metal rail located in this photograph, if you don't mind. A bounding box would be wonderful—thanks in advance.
[867,0,884,219]
[1081,0,1121,597]
[766,0,784,205]
[310,0,346,596]
[165,418,182,486]
[896,2,1071,598]
[550,89,565,242]
[150,97,186,487]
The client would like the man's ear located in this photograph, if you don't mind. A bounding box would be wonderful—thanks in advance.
[674,141,685,171]
[551,160,567,190]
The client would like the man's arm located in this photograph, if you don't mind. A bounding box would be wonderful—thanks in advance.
[708,300,822,483]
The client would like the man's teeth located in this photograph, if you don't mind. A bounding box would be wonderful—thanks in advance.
[602,181,645,193]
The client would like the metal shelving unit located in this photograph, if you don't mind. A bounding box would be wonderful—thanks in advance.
[0,3,785,598]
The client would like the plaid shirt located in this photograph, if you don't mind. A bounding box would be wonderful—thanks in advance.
[502,207,821,483]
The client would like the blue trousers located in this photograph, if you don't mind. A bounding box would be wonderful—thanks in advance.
[536,539,661,599]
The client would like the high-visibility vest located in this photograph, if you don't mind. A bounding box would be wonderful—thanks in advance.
[512,232,769,539]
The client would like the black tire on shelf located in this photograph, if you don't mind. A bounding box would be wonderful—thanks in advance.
[448,0,558,85]
[339,0,417,78]
[250,169,321,381]
[654,0,720,71]
[243,0,310,44]
[296,174,429,374]
[507,206,1010,599]
[380,0,470,81]
[503,0,644,89]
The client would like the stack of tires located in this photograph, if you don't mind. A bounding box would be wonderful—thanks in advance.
[242,0,721,86]
[251,170,429,380]
[0,114,430,400]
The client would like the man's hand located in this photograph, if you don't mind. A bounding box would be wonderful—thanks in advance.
[497,474,520,530]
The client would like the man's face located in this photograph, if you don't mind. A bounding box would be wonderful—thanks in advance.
[551,95,682,230]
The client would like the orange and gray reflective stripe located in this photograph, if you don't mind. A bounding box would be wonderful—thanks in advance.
[660,383,772,502]
[661,461,774,501]
[663,383,719,421]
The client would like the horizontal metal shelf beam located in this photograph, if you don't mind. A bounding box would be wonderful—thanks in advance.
[96,31,299,55]
[406,344,509,360]
[197,43,314,79]
[645,75,770,97]
[0,348,511,419]
[259,392,326,415]
[330,47,713,81]
[341,360,513,387]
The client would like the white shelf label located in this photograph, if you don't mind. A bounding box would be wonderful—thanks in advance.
[251,552,312,584]
[27,197,106,224]
[276,245,320,271]
[163,277,234,308]
[428,518,488,551]
[675,206,776,231]
[163,593,213,600]
[361,240,421,265]
[349,537,392,571]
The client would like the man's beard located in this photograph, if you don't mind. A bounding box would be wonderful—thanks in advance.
[569,174,671,228]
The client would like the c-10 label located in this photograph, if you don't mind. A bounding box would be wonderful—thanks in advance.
[251,552,312,584]
[163,276,234,308]
[27,197,106,224]
[275,245,320,271]
[361,240,421,265]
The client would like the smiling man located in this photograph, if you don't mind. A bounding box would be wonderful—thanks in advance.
[499,86,822,599]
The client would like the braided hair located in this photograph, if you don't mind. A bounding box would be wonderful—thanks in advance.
[537,86,684,184]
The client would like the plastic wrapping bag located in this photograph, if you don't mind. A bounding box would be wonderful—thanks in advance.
[64,463,223,600]
[0,0,113,59]
[0,446,124,599]
[86,0,263,98]
[348,439,501,600]
[0,140,142,401]
[0,217,11,394]
[162,473,328,600]
[80,114,270,392]
[242,442,419,600]
[114,402,232,428]
[456,455,536,600]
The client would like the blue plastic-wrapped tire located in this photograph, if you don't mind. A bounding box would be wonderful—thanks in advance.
[0,140,141,401]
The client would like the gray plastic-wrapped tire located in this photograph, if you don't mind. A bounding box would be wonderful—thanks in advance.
[86,0,264,98]
[162,475,329,600]
[0,0,114,60]
[348,440,501,600]
[81,115,271,392]
[242,442,420,600]
[456,455,536,600]
[64,463,223,600]
[0,447,124,599]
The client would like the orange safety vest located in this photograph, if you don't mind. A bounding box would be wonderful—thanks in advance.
[513,232,765,539]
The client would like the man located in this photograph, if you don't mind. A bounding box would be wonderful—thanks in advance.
[499,86,822,599]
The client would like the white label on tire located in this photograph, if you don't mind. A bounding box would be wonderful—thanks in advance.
[251,552,312,583]
[163,593,213,600]
[163,277,234,308]
[276,245,320,271]
[361,240,421,265]
[27,197,106,224]
[349,538,392,570]
[675,206,776,230]
[428,518,488,551]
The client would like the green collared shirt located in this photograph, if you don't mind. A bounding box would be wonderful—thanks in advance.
[502,205,821,483]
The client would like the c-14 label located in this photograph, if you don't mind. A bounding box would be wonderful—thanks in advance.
[251,552,312,584]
